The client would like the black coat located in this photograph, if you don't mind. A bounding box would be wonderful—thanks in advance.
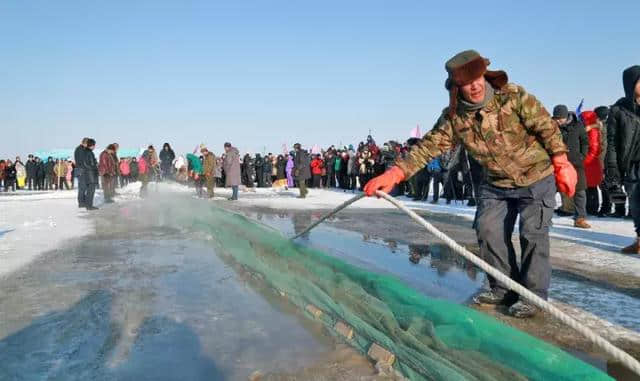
[26,160,36,177]
[276,158,286,179]
[45,160,56,179]
[606,97,640,184]
[293,150,311,180]
[79,148,99,184]
[559,113,588,192]
[159,149,175,168]
[35,162,45,179]
[4,165,16,180]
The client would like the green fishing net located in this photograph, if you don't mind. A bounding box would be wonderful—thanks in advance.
[162,199,611,381]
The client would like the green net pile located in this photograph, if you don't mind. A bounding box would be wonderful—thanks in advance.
[162,199,611,381]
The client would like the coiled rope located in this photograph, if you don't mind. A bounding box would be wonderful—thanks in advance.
[291,190,640,376]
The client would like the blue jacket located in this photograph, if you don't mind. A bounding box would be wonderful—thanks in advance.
[427,158,441,172]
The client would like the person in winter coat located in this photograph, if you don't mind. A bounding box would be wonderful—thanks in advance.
[0,160,5,191]
[242,153,256,189]
[186,153,204,197]
[74,138,89,203]
[54,159,68,190]
[45,157,56,190]
[357,148,375,191]
[119,158,130,188]
[310,154,324,188]
[347,148,358,192]
[293,143,311,198]
[581,111,604,215]
[160,143,176,180]
[129,158,139,182]
[285,153,295,189]
[325,151,336,188]
[554,105,590,228]
[254,154,265,188]
[365,50,574,318]
[14,158,26,190]
[35,157,45,191]
[26,155,36,190]
[4,160,16,192]
[263,154,273,187]
[99,145,118,202]
[139,146,155,197]
[201,145,217,198]
[223,143,241,200]
[79,139,99,210]
[214,156,223,187]
[66,160,74,189]
[605,65,640,253]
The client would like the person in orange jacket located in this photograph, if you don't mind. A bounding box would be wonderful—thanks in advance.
[310,154,324,188]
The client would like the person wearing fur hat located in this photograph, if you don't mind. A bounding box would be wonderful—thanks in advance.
[605,65,640,253]
[365,50,575,318]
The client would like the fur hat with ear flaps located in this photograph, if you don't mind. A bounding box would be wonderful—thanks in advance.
[444,50,508,119]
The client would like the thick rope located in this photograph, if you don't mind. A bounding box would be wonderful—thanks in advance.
[291,190,640,376]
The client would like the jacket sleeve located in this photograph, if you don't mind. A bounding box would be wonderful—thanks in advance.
[395,113,456,179]
[517,87,568,156]
[584,128,600,165]
[605,109,622,184]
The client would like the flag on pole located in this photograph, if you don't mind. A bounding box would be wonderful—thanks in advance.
[575,99,584,121]
[410,124,421,138]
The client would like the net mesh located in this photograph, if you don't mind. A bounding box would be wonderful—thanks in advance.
[165,199,611,381]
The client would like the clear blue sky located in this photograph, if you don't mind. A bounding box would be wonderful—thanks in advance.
[1,0,638,157]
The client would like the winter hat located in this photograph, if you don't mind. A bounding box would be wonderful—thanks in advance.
[552,105,569,119]
[444,50,508,118]
[622,65,640,100]
[581,110,598,126]
[594,106,609,120]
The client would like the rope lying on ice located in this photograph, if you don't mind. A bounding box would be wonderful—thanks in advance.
[291,190,640,377]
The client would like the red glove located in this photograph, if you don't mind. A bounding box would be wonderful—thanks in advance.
[552,153,577,197]
[364,166,406,197]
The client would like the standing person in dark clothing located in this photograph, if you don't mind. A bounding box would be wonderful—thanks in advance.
[35,157,45,190]
[79,139,99,210]
[223,142,241,200]
[605,65,640,253]
[160,143,176,180]
[254,154,265,188]
[45,157,56,190]
[263,154,273,187]
[554,105,590,229]
[325,150,336,188]
[75,138,89,206]
[129,158,139,182]
[26,155,36,190]
[423,157,443,203]
[4,160,16,192]
[293,143,311,198]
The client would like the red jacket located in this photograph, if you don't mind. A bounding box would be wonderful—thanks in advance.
[582,112,603,188]
[310,158,324,175]
[98,150,117,176]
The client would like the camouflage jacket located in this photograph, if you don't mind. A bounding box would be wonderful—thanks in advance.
[396,84,567,188]
[203,152,216,178]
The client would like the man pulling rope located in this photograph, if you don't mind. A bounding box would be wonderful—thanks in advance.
[364,50,577,318]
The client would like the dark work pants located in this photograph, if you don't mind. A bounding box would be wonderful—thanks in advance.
[77,174,87,206]
[573,190,587,219]
[298,179,308,197]
[27,176,35,190]
[312,174,321,188]
[475,175,555,300]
